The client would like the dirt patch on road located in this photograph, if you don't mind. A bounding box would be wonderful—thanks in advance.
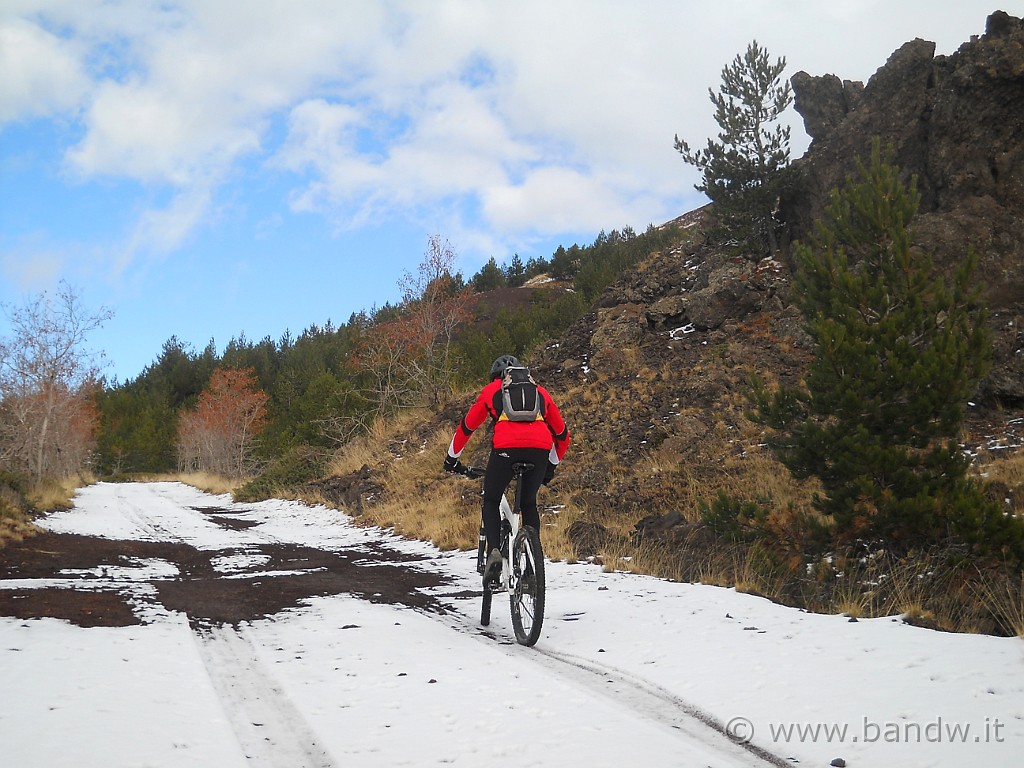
[0,519,452,629]
[0,586,139,628]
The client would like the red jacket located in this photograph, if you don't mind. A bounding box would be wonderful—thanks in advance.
[448,379,570,462]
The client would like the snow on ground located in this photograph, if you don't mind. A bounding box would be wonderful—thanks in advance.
[2,481,1023,767]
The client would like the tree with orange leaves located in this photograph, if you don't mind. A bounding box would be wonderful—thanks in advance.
[177,367,269,478]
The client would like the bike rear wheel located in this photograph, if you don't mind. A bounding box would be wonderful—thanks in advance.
[509,525,545,646]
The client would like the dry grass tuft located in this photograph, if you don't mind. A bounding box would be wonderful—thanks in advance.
[328,409,432,478]
[976,451,1024,514]
[973,571,1024,638]
[541,502,587,562]
[28,472,95,512]
[122,471,240,496]
[319,409,484,553]
[0,487,39,546]
[0,472,98,548]
[171,472,238,496]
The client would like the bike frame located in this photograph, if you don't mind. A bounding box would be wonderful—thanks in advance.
[494,472,524,590]
[467,462,529,591]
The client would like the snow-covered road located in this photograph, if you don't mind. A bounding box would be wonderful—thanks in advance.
[1,482,1022,767]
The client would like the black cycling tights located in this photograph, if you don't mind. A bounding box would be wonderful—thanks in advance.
[481,447,549,553]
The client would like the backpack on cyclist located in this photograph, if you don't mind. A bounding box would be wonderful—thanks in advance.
[500,366,544,422]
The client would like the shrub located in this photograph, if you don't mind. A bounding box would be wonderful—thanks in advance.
[234,446,326,502]
[699,492,769,542]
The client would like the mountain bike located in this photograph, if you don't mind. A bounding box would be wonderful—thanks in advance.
[455,462,546,647]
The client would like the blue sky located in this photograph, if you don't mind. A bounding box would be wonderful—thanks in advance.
[0,0,1000,383]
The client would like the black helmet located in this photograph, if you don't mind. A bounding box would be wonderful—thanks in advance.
[489,354,521,380]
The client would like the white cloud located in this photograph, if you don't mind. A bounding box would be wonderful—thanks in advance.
[1,0,1002,274]
[483,166,653,236]
[264,0,768,243]
[0,18,89,123]
[115,185,213,273]
[274,99,368,178]
[66,79,256,185]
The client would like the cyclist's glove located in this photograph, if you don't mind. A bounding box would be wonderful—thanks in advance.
[443,455,464,474]
[543,461,557,485]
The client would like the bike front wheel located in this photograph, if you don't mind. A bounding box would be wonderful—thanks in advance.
[481,580,492,626]
[509,525,545,646]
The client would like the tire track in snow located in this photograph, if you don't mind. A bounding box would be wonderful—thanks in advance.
[193,624,336,768]
[110,484,184,542]
[432,600,789,767]
[531,646,791,767]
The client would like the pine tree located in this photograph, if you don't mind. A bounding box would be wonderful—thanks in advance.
[505,254,526,287]
[471,257,505,292]
[675,40,792,257]
[753,141,1021,557]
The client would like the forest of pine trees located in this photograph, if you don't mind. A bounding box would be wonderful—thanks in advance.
[53,223,674,482]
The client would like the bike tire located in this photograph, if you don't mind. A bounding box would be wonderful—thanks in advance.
[510,525,545,646]
[481,579,492,626]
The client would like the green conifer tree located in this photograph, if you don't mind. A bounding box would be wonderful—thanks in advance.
[754,141,1022,559]
[675,40,792,257]
[505,254,526,287]
[472,257,505,292]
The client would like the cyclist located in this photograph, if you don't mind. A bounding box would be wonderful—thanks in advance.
[443,354,571,583]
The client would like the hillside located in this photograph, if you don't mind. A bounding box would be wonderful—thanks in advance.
[535,8,1024,542]
[311,11,1024,633]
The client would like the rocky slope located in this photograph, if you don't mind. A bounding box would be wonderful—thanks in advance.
[525,9,1024,538]
[785,9,1024,403]
[320,11,1024,560]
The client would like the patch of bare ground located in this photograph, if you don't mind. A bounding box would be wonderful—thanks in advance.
[0,510,451,629]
